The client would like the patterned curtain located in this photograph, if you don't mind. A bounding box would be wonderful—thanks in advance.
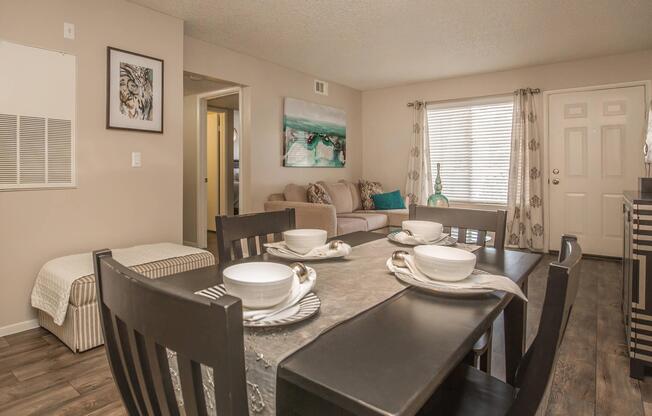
[405,101,433,205]
[505,89,544,250]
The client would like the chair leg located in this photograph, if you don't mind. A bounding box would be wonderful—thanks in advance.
[479,329,492,374]
[471,325,493,373]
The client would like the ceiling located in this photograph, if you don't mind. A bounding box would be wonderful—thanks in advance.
[136,0,652,90]
[208,94,239,110]
[183,72,238,96]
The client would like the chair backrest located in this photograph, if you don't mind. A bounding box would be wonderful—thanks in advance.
[409,204,507,248]
[508,235,582,416]
[216,208,296,262]
[93,250,247,416]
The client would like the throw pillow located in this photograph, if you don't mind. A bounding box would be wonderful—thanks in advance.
[359,179,383,210]
[307,183,333,205]
[371,190,406,210]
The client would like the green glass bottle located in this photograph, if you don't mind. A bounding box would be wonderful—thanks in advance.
[427,163,450,207]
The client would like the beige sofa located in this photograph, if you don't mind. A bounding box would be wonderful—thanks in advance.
[264,180,408,236]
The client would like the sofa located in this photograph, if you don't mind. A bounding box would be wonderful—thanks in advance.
[264,180,408,236]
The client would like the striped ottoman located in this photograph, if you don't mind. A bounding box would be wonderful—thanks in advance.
[38,251,215,352]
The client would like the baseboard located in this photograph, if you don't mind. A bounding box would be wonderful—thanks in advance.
[183,240,200,247]
[0,319,39,337]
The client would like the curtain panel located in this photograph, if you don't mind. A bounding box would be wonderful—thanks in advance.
[405,102,432,205]
[505,89,544,250]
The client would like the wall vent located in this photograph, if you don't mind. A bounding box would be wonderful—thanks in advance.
[0,114,73,188]
[0,40,76,190]
[314,79,329,96]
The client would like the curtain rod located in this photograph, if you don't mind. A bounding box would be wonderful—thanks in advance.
[406,88,541,108]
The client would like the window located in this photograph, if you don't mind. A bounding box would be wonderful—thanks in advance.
[426,96,513,205]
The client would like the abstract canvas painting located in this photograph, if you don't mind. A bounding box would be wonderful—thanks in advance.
[283,97,346,167]
[107,47,164,133]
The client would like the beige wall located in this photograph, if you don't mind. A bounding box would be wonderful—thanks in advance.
[184,36,363,215]
[206,112,219,232]
[0,0,183,331]
[183,94,199,243]
[362,49,652,193]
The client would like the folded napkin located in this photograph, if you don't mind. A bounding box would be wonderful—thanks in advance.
[242,268,317,321]
[391,232,481,252]
[386,255,527,301]
[391,231,444,245]
[264,241,352,258]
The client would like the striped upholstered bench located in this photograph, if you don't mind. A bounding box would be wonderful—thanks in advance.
[37,250,215,352]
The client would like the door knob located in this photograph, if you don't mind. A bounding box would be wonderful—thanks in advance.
[552,179,560,185]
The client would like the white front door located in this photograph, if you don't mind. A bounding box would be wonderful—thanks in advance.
[548,85,647,256]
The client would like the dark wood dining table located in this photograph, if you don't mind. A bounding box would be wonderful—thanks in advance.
[155,231,542,416]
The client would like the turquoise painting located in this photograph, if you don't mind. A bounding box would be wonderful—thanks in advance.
[283,97,346,167]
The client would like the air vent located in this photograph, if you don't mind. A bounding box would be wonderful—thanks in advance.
[19,116,46,184]
[0,113,74,189]
[0,114,18,185]
[314,79,328,96]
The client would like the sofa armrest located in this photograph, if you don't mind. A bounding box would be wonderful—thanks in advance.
[264,201,337,237]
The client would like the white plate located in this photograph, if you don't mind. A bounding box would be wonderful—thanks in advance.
[266,244,349,261]
[386,258,493,297]
[387,231,457,246]
[195,284,321,327]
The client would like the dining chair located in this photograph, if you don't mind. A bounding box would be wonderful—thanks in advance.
[93,249,248,416]
[417,235,582,416]
[409,204,507,372]
[409,204,507,248]
[216,208,296,262]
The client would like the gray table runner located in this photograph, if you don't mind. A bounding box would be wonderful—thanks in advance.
[169,238,410,415]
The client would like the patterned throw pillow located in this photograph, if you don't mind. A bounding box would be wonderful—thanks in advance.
[307,183,333,204]
[359,179,383,210]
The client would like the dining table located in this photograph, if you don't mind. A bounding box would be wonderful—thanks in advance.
[155,230,542,416]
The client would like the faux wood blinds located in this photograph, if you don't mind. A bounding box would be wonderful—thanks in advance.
[426,97,514,205]
[0,113,73,189]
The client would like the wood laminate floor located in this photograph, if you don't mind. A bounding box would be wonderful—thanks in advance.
[1,254,651,415]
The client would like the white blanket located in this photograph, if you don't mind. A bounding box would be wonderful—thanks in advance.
[31,243,208,326]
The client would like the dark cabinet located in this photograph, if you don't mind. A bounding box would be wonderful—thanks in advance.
[623,192,652,379]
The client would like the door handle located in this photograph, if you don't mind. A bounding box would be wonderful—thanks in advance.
[552,179,560,185]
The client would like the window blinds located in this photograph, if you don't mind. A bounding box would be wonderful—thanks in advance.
[426,97,513,205]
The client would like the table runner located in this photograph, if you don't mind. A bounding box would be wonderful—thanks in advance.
[169,238,411,415]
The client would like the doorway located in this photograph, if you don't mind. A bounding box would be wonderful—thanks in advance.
[183,72,244,249]
[197,89,241,248]
[545,82,649,256]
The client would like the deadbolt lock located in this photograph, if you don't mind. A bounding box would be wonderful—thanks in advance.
[552,169,559,174]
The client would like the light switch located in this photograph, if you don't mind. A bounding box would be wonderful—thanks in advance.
[63,23,75,40]
[131,152,142,168]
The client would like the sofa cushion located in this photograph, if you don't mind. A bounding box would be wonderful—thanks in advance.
[356,209,408,227]
[337,216,368,235]
[338,212,388,230]
[371,190,406,210]
[320,181,353,214]
[359,179,384,210]
[307,183,333,204]
[283,184,308,202]
[339,180,362,211]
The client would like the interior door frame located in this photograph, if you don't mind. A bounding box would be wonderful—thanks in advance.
[196,87,243,248]
[543,80,651,253]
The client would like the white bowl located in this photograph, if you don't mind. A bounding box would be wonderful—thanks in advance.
[223,262,294,308]
[283,229,328,254]
[413,245,476,282]
[402,220,443,242]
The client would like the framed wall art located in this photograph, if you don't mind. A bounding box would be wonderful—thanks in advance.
[283,97,346,167]
[106,47,163,133]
